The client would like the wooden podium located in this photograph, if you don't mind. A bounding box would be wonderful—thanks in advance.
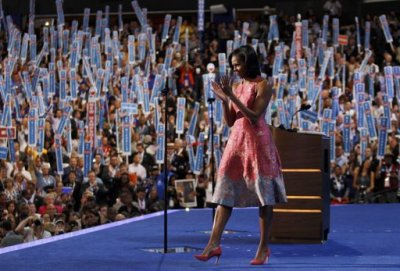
[270,127,330,243]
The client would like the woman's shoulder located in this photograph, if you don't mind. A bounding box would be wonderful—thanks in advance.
[250,76,268,86]
[255,76,266,82]
[253,77,271,91]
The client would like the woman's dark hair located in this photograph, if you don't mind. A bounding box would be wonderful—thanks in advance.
[228,45,261,79]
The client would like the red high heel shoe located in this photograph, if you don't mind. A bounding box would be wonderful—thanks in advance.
[250,248,270,265]
[194,246,222,264]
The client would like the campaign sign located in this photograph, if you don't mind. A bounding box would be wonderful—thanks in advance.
[156,123,165,164]
[176,97,186,135]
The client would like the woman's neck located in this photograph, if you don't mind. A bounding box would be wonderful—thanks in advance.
[243,76,259,83]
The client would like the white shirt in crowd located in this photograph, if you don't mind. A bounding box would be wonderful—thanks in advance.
[138,199,147,211]
[128,163,147,180]
[23,227,52,242]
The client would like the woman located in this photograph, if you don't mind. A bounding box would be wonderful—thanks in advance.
[353,159,376,203]
[194,45,287,265]
[4,178,19,202]
[353,147,377,203]
[6,200,18,221]
[14,173,28,194]
[38,193,63,216]
[37,162,56,194]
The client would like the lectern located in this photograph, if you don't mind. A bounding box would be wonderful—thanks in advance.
[270,127,330,243]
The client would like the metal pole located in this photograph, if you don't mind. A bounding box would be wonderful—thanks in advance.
[162,88,168,253]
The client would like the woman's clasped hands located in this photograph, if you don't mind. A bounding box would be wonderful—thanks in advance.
[211,75,234,104]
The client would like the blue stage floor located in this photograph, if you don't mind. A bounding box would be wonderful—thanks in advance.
[1,204,400,271]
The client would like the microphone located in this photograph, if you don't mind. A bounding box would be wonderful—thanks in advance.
[288,104,311,132]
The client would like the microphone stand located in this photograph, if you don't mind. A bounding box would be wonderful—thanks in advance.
[288,108,302,132]
[207,97,216,220]
[288,105,310,132]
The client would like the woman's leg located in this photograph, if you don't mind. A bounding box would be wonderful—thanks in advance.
[254,205,273,260]
[202,205,232,254]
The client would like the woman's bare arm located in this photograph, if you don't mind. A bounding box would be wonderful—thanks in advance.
[211,81,237,127]
[228,79,272,125]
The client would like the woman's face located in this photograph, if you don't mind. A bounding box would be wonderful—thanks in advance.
[5,180,13,188]
[15,175,24,183]
[231,55,246,78]
[45,196,55,205]
[42,167,49,175]
[100,206,108,217]
[7,202,15,213]
[42,214,50,223]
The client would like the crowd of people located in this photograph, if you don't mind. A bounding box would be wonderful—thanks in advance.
[1,0,400,247]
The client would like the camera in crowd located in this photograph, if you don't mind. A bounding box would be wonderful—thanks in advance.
[34,219,42,227]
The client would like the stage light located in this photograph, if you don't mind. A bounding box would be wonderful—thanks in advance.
[209,4,227,14]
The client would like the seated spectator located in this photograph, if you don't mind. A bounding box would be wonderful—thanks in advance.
[99,154,120,205]
[0,161,12,183]
[44,204,60,222]
[114,189,141,218]
[14,173,28,194]
[67,220,81,232]
[37,163,56,194]
[353,158,376,203]
[92,153,105,177]
[81,207,101,229]
[63,171,82,211]
[376,151,400,203]
[64,170,79,188]
[79,191,96,212]
[15,216,52,242]
[136,142,155,176]
[13,142,27,167]
[111,170,132,203]
[0,220,23,247]
[3,179,19,202]
[148,187,164,213]
[101,136,112,159]
[29,156,45,184]
[38,193,63,216]
[170,139,189,179]
[5,200,18,221]
[54,219,66,235]
[11,160,32,183]
[80,170,108,205]
[128,152,147,183]
[27,203,40,218]
[100,154,120,181]
[98,204,110,224]
[62,157,83,184]
[19,185,44,210]
[136,187,150,214]
[54,181,67,204]
[43,222,55,236]
[42,213,51,224]
[330,165,350,204]
[17,201,30,221]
